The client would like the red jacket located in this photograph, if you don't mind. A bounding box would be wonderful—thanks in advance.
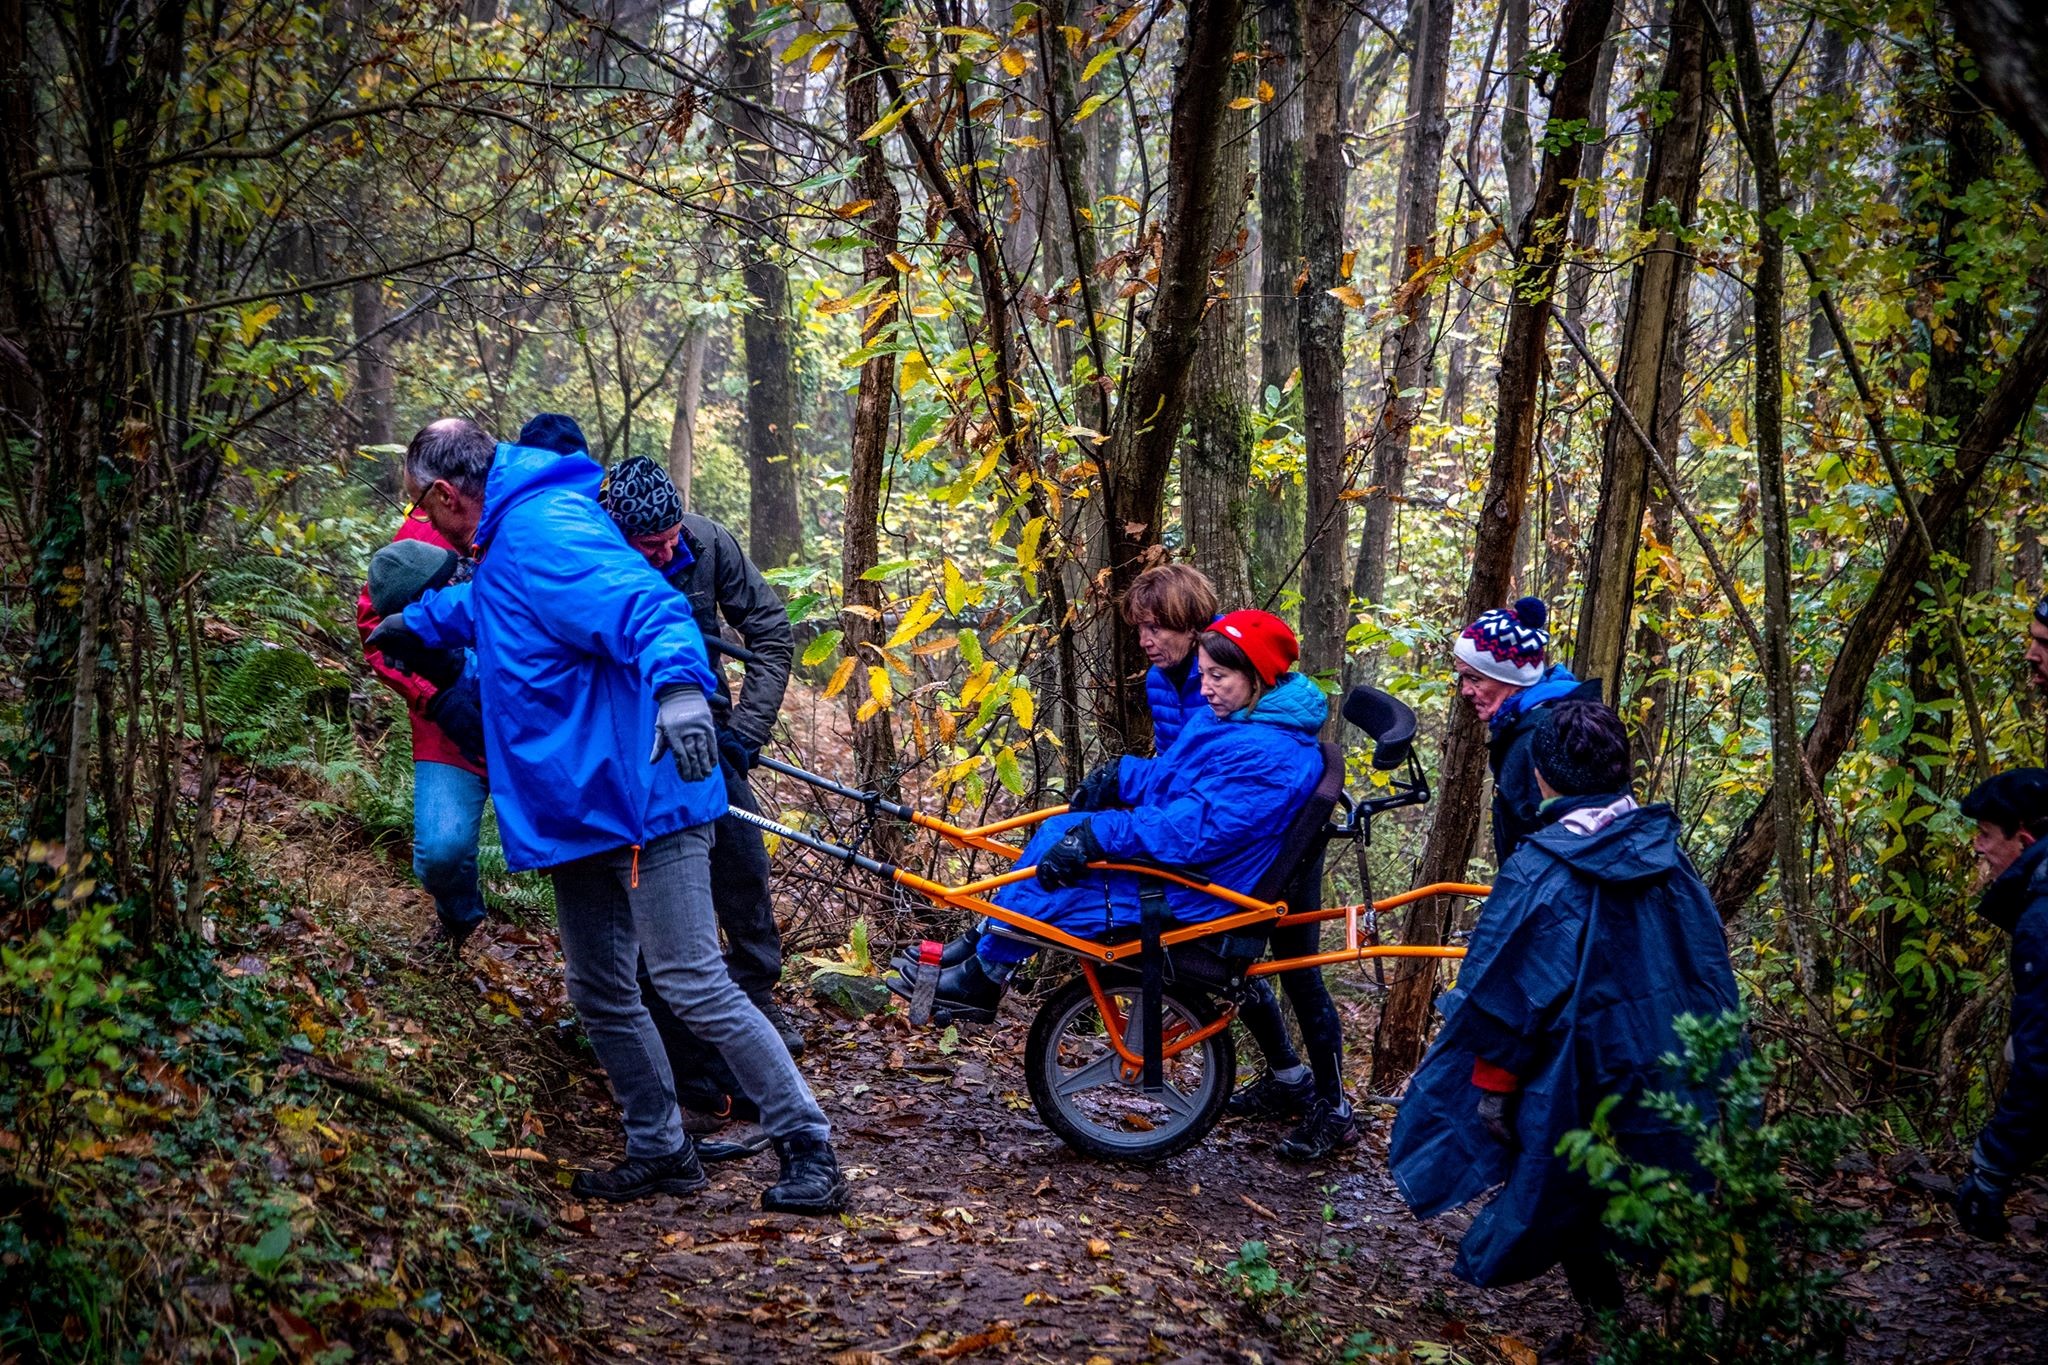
[357,513,486,776]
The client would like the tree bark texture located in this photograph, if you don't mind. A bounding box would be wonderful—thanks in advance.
[1098,0,1250,746]
[1352,0,1454,634]
[726,0,801,569]
[1296,0,1357,690]
[1949,0,2048,181]
[1500,0,1536,238]
[1709,299,2048,914]
[1571,0,1708,697]
[1724,0,1812,962]
[1250,0,1305,605]
[1369,0,1617,1090]
[1182,23,1256,609]
[666,319,707,511]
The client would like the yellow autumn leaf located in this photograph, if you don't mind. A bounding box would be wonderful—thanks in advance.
[1010,687,1035,730]
[998,46,1027,77]
[1228,95,1258,110]
[810,42,838,73]
[1081,49,1114,82]
[1327,284,1367,309]
[943,558,969,614]
[867,666,894,708]
[1258,79,1274,102]
[887,589,941,648]
[858,99,917,142]
[824,656,856,699]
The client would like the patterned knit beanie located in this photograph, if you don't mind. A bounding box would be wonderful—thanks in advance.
[1454,595,1549,686]
[600,456,685,539]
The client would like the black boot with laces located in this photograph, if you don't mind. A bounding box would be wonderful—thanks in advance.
[1275,1097,1360,1162]
[1226,1068,1315,1122]
[761,1135,850,1215]
[569,1142,708,1203]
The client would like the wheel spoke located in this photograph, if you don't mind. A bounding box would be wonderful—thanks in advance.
[1152,1078,1200,1120]
[1054,1048,1125,1099]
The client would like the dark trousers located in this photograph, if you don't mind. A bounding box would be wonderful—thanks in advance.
[636,752,785,1109]
[1236,918,1346,1103]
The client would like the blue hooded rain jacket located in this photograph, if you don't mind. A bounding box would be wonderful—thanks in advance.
[403,443,725,871]
[1387,799,1739,1287]
[1144,654,1207,755]
[983,671,1327,949]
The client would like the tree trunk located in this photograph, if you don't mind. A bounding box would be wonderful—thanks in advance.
[1351,0,1454,643]
[1950,0,2048,180]
[842,0,905,855]
[1724,0,1812,972]
[726,0,800,568]
[350,269,396,493]
[1097,0,1250,748]
[1500,0,1536,236]
[1571,0,1708,696]
[1709,297,2048,913]
[667,319,708,511]
[1250,0,1305,605]
[1182,24,1256,608]
[1370,0,1617,1090]
[1296,0,1357,692]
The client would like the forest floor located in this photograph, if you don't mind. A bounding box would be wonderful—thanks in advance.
[233,776,2048,1365]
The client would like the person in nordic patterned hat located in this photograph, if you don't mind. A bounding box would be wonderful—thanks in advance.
[1451,596,1602,864]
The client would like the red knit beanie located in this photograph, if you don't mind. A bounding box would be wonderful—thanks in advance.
[1207,610,1300,686]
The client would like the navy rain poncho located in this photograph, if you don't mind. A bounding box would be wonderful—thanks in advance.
[1388,798,1740,1287]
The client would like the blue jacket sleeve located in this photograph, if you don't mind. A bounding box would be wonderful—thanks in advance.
[519,499,721,696]
[1976,900,2048,1178]
[404,581,476,649]
[1089,738,1297,869]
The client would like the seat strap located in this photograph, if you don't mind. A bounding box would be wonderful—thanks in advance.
[1138,884,1167,1092]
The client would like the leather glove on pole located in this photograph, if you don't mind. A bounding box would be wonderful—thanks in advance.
[1954,1163,2012,1241]
[365,617,465,690]
[651,684,718,782]
[1069,762,1122,812]
[1035,821,1104,889]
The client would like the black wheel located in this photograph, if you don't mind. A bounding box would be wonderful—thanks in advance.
[1023,972,1235,1163]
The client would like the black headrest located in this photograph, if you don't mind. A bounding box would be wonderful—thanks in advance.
[1342,685,1416,770]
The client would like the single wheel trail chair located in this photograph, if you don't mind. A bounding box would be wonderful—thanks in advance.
[734,685,1488,1163]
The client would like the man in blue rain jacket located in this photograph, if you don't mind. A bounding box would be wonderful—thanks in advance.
[367,418,844,1214]
[1390,699,1738,1317]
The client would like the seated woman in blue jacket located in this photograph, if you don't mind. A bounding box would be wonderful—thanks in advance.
[887,610,1327,1021]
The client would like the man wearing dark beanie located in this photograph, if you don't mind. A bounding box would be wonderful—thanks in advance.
[1951,767,2048,1241]
[1391,698,1739,1344]
[1450,595,1602,865]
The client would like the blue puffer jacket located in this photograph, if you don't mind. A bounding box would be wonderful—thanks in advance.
[404,443,725,871]
[1388,799,1740,1287]
[995,672,1328,930]
[1144,654,1207,755]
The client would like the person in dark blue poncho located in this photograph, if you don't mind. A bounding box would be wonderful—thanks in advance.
[1389,699,1739,1320]
[1952,767,2048,1240]
[1451,597,1601,865]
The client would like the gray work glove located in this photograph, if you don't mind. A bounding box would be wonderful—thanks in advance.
[650,684,717,782]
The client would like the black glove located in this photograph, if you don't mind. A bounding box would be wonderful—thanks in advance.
[1476,1090,1516,1149]
[366,617,465,691]
[1955,1163,2012,1241]
[1069,762,1123,812]
[424,670,486,765]
[717,727,762,773]
[650,684,718,782]
[1035,821,1104,890]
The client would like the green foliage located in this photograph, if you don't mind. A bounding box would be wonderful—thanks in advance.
[1557,1012,1869,1363]
[1221,1239,1299,1309]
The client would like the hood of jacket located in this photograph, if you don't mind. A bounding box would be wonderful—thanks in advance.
[1977,836,2048,936]
[1520,801,1686,886]
[475,443,605,550]
[1239,671,1326,733]
[1490,665,1592,735]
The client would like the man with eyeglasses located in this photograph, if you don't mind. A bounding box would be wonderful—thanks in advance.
[2028,595,2048,696]
[1450,596,1602,865]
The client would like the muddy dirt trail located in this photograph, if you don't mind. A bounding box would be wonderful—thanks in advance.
[541,988,2048,1364]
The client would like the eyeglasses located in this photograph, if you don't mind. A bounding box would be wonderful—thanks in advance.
[2035,595,2048,627]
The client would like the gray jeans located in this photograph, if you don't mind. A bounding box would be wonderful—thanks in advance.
[550,825,829,1158]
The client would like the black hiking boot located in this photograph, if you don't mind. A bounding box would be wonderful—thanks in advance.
[411,917,480,965]
[1226,1069,1315,1122]
[761,1136,850,1215]
[1276,1097,1360,1163]
[888,933,976,977]
[569,1143,707,1203]
[884,955,1005,1024]
[754,998,806,1059]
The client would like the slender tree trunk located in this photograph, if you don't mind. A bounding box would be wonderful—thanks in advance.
[1950,0,2048,179]
[1723,0,1812,975]
[726,0,801,568]
[1500,0,1536,236]
[1296,0,1357,692]
[842,0,904,855]
[1571,0,1708,695]
[1556,6,1622,382]
[1352,0,1454,643]
[666,320,707,511]
[1251,0,1305,605]
[1182,25,1257,607]
[1370,0,1617,1090]
[1097,0,1250,747]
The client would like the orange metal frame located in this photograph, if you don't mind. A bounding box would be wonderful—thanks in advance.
[891,804,1488,1067]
